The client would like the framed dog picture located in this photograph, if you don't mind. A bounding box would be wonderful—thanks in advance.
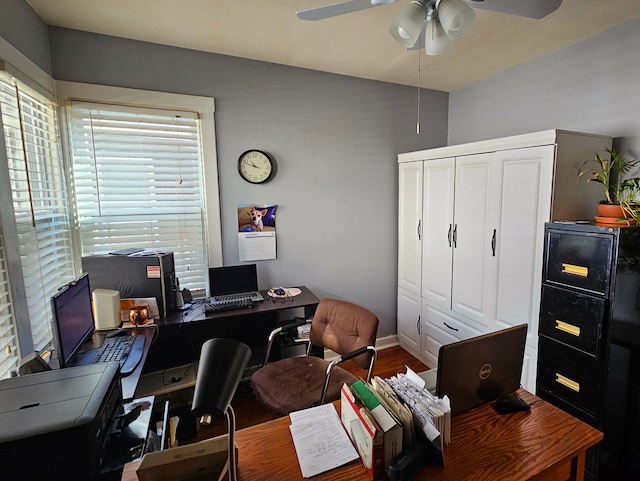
[237,203,277,261]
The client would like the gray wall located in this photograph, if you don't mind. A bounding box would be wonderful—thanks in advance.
[1,9,450,339]
[449,18,640,168]
[0,0,50,74]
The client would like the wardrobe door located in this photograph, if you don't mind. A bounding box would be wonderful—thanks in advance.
[492,145,554,348]
[421,158,455,308]
[398,161,423,295]
[451,153,500,328]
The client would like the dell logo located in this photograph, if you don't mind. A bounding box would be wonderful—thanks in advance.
[479,364,492,379]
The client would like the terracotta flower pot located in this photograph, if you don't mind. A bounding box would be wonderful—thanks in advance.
[597,203,624,218]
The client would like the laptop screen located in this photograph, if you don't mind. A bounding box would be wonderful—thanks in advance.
[50,273,95,368]
[208,264,259,297]
[435,324,528,415]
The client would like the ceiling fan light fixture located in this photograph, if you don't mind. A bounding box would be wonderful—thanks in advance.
[436,0,475,40]
[424,18,452,55]
[389,0,429,48]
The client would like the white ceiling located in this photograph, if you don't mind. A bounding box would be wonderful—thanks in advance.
[25,0,640,92]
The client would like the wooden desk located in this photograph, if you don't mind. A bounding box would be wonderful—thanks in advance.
[121,389,602,481]
[167,286,321,326]
[143,286,320,372]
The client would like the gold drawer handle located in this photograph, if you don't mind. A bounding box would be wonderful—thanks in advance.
[555,373,580,392]
[561,263,588,277]
[555,320,581,337]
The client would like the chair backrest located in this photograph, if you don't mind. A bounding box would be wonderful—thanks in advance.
[309,298,379,369]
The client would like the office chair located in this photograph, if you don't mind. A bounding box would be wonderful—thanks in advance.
[251,298,378,415]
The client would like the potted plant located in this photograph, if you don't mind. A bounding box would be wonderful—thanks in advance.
[578,147,640,220]
[620,177,640,224]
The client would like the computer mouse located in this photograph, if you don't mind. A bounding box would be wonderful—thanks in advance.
[494,394,531,414]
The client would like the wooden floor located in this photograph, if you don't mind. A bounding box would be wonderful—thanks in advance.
[185,345,428,442]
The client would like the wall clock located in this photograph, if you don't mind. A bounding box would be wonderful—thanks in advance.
[238,149,274,184]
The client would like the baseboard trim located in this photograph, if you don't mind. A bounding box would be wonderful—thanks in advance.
[324,335,398,361]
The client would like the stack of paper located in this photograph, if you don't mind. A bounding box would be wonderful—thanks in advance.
[370,376,415,448]
[296,322,311,341]
[382,367,451,467]
[289,403,359,478]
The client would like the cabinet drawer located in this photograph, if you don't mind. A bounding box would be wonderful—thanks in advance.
[539,286,605,357]
[536,385,598,427]
[544,230,613,296]
[537,337,603,415]
[423,303,483,343]
[422,303,483,364]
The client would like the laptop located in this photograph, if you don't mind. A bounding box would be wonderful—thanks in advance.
[208,264,264,303]
[431,324,528,415]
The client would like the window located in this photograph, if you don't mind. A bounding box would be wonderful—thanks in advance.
[61,86,219,293]
[0,70,75,371]
[0,231,20,378]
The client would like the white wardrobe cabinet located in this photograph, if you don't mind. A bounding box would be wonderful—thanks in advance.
[397,130,612,392]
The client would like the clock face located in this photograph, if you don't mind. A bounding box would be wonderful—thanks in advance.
[238,150,274,184]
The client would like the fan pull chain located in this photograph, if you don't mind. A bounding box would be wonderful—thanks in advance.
[416,50,421,135]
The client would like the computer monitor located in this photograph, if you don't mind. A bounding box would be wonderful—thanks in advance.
[208,264,259,297]
[50,273,95,368]
[435,324,528,415]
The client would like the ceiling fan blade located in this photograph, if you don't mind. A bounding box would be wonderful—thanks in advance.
[462,0,563,19]
[296,0,397,21]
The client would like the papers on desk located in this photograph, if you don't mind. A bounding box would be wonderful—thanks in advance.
[383,367,451,467]
[289,403,359,478]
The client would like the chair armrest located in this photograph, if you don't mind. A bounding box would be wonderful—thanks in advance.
[262,317,311,366]
[320,345,377,404]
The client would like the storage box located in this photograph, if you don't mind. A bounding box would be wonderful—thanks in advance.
[340,384,385,479]
[136,435,233,481]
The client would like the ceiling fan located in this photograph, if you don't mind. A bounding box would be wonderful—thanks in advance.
[297,0,564,55]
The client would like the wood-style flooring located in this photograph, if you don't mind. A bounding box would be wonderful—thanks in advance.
[185,345,428,442]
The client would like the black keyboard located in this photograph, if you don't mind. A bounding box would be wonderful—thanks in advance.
[205,298,254,312]
[92,334,145,376]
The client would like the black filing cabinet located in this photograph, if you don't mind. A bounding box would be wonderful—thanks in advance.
[537,222,640,480]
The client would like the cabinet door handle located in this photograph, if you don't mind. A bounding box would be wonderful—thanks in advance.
[417,315,421,335]
[443,322,459,332]
[453,224,458,248]
[491,229,497,256]
[417,220,422,241]
[448,224,452,247]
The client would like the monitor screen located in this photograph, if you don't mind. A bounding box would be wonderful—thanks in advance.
[50,273,95,368]
[208,264,258,297]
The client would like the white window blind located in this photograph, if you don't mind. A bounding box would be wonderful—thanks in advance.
[0,232,20,379]
[0,71,75,352]
[68,101,207,291]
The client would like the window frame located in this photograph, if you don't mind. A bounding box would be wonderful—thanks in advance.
[56,81,223,292]
[0,37,74,373]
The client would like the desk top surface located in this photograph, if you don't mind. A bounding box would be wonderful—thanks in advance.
[122,389,603,481]
[159,286,320,326]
